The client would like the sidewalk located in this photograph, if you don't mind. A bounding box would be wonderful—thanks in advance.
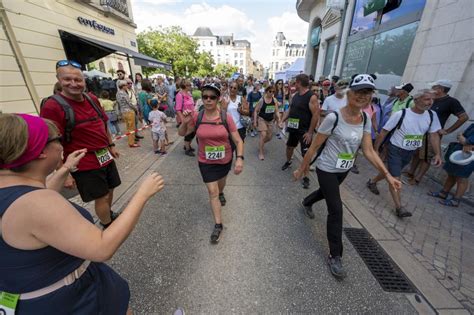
[343,155,474,312]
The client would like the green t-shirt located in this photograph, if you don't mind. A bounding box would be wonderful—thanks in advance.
[391,96,414,113]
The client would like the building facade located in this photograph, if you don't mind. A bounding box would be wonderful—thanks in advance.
[0,0,167,114]
[268,32,307,80]
[191,27,254,75]
[296,0,473,123]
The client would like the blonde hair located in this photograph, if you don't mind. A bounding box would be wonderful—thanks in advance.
[0,114,59,168]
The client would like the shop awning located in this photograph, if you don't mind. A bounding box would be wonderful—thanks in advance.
[58,30,171,70]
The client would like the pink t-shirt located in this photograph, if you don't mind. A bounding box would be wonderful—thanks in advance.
[192,111,237,164]
[363,104,377,118]
[175,91,195,112]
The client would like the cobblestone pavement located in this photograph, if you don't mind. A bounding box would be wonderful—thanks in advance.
[344,155,474,312]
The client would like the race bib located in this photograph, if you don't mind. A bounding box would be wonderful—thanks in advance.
[205,146,225,160]
[287,118,300,129]
[336,153,355,170]
[265,106,275,114]
[95,148,114,166]
[0,292,19,315]
[402,135,423,149]
[279,106,285,113]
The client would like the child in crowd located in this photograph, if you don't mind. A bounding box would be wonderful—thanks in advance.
[99,90,120,136]
[148,100,168,155]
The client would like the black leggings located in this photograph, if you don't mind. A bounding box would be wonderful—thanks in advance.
[184,131,195,142]
[303,168,349,257]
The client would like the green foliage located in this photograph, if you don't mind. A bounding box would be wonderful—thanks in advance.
[137,26,215,78]
[192,89,202,101]
[87,63,97,71]
[108,68,116,76]
[214,63,239,78]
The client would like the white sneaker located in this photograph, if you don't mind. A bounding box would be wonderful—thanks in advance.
[309,165,316,171]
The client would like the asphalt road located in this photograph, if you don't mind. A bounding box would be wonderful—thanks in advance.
[109,132,417,314]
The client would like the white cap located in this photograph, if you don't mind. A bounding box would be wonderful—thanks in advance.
[430,79,452,88]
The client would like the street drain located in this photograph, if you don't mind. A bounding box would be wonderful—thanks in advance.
[344,228,416,293]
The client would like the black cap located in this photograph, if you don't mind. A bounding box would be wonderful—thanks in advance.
[395,83,414,93]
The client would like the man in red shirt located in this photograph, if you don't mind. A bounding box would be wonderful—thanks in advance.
[41,60,121,228]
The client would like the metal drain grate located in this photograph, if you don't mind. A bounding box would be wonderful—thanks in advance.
[344,228,416,293]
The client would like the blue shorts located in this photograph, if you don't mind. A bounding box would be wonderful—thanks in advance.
[387,143,415,177]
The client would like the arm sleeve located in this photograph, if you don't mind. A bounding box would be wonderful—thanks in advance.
[321,97,329,111]
[363,114,373,134]
[40,100,66,135]
[382,110,402,131]
[451,98,466,116]
[317,112,337,135]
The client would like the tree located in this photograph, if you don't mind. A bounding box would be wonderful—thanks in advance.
[137,26,201,77]
[214,63,239,78]
[194,52,214,77]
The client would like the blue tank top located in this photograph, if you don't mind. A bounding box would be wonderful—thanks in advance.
[0,186,93,293]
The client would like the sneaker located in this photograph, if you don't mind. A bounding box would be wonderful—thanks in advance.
[251,131,256,137]
[154,150,161,154]
[395,207,412,218]
[350,165,359,174]
[327,255,346,279]
[281,160,292,170]
[173,308,185,315]
[110,210,120,221]
[129,144,140,148]
[366,179,380,195]
[309,165,316,171]
[219,193,226,206]
[302,177,310,189]
[185,149,195,156]
[301,200,314,219]
[135,134,144,139]
[160,151,167,156]
[210,224,223,244]
[276,133,282,139]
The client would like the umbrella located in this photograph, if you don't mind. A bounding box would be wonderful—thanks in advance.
[84,69,110,78]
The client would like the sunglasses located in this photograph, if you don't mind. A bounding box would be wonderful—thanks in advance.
[230,86,238,90]
[46,135,63,144]
[202,94,218,100]
[267,90,275,93]
[56,60,82,69]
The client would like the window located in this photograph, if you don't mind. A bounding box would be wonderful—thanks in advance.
[273,49,275,56]
[323,40,337,76]
[234,60,238,66]
[381,0,426,24]
[210,41,213,46]
[99,61,105,73]
[275,62,279,70]
[234,53,238,58]
[118,62,124,71]
[240,60,243,66]
[341,37,373,78]
[240,53,243,58]
[286,51,289,57]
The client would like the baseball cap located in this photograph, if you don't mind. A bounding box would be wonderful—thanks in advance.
[430,79,452,88]
[349,74,376,91]
[395,83,414,93]
[336,80,349,88]
[201,83,221,97]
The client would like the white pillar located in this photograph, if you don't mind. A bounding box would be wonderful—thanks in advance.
[335,0,356,76]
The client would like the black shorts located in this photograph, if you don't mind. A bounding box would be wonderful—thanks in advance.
[184,131,196,142]
[287,130,310,156]
[198,161,232,183]
[71,161,121,202]
[238,127,246,142]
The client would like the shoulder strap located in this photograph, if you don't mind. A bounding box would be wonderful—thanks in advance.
[195,109,205,131]
[51,94,75,143]
[362,111,367,128]
[330,111,339,134]
[406,97,413,108]
[83,93,105,122]
[427,110,434,133]
[395,108,406,130]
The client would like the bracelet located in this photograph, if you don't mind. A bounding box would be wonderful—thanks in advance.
[62,165,78,173]
[108,143,116,147]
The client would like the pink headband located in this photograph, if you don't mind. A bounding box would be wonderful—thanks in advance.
[0,114,49,169]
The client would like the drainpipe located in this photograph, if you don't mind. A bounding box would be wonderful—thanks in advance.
[330,0,348,77]
[335,0,355,76]
[0,0,41,113]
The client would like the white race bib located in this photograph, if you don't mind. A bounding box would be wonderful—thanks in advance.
[265,105,275,114]
[95,148,114,166]
[336,153,355,170]
[288,118,300,129]
[402,135,423,149]
[205,146,225,160]
[0,292,19,315]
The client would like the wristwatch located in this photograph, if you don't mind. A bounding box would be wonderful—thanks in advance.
[236,155,244,160]
[108,143,116,147]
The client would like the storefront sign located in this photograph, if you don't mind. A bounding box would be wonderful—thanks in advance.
[310,26,321,48]
[364,0,387,16]
[100,0,129,17]
[77,17,115,35]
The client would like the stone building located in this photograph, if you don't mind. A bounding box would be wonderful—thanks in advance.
[191,27,254,76]
[268,32,307,80]
[0,0,168,114]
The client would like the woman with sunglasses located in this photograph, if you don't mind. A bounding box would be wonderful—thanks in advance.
[253,85,281,160]
[293,74,401,279]
[0,113,164,315]
[178,84,244,244]
[222,81,250,141]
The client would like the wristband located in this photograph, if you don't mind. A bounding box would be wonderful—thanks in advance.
[236,155,244,160]
[108,143,116,147]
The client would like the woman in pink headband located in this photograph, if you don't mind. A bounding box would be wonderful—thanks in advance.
[0,113,164,314]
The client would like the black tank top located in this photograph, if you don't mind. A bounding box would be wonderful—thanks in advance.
[288,90,313,131]
[259,97,276,122]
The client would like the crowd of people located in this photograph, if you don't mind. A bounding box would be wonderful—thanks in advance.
[0,58,472,313]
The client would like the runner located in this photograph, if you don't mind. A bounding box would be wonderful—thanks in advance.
[321,80,348,116]
[175,80,196,156]
[223,81,250,142]
[367,89,442,217]
[0,113,164,314]
[293,74,401,279]
[178,83,244,244]
[253,85,281,160]
[41,61,122,228]
[247,83,262,137]
[280,74,320,189]
[275,79,286,139]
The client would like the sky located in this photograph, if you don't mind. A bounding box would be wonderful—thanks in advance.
[130,0,309,67]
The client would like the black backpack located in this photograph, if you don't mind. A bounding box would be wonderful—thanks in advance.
[40,93,106,143]
[195,109,235,151]
[310,111,367,165]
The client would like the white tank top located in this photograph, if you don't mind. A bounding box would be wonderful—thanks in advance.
[226,95,243,129]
